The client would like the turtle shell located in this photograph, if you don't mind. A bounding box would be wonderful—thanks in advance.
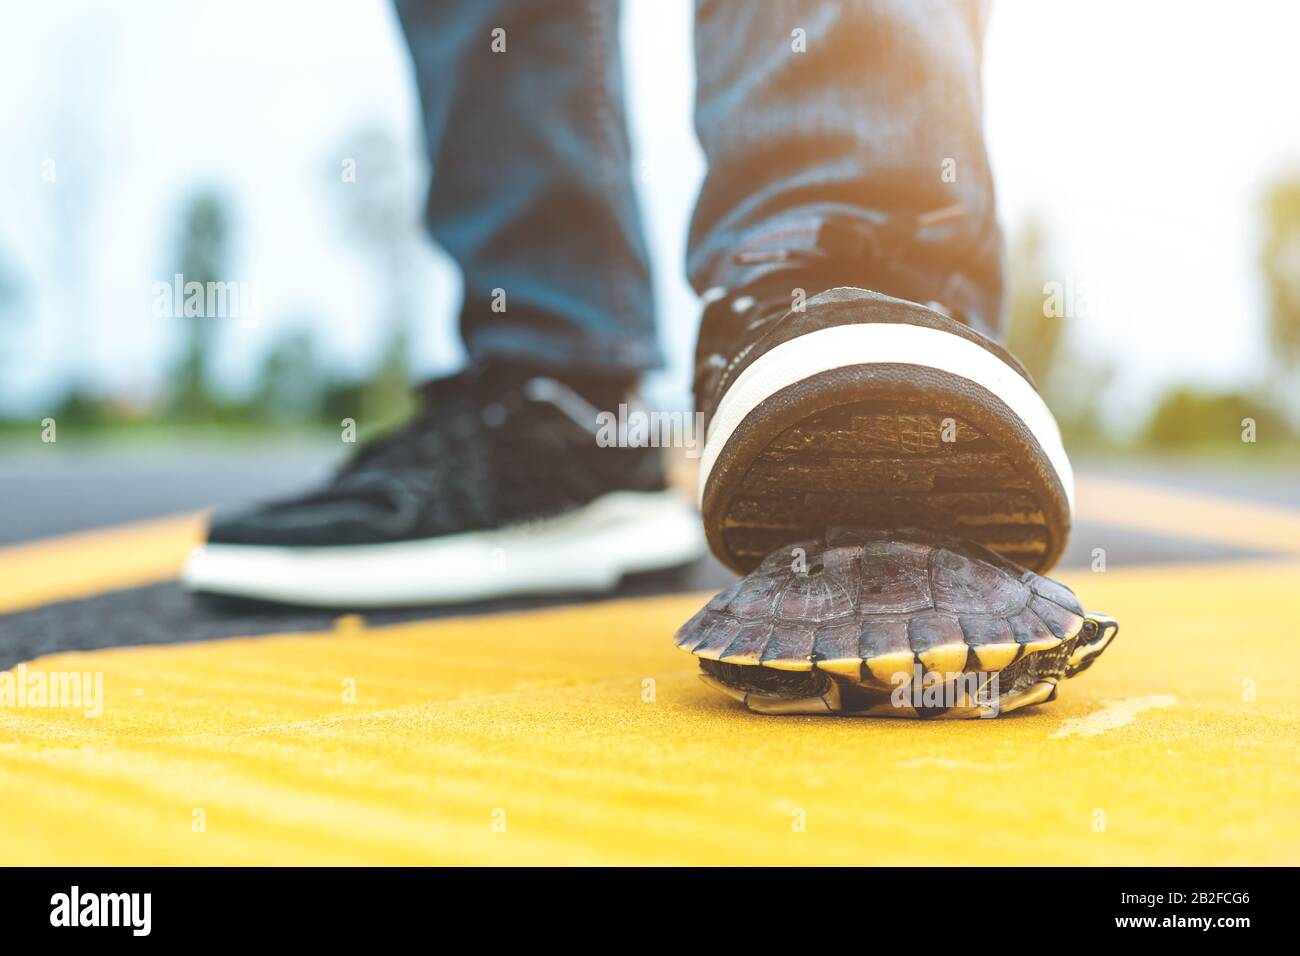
[675,528,1100,716]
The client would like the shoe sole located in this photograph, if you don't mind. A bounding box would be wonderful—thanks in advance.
[699,322,1074,574]
[183,490,705,608]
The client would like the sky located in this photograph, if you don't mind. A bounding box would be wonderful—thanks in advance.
[1,0,1297,432]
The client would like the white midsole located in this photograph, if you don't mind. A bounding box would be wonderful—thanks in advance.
[182,490,705,608]
[699,321,1075,515]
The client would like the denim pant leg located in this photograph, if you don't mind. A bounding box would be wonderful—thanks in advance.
[689,0,1004,339]
[393,0,661,375]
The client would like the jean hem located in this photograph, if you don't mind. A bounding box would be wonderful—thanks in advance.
[465,324,664,377]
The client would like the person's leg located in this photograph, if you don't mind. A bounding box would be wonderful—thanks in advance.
[393,0,660,378]
[182,1,705,607]
[689,0,1074,576]
[690,0,1001,336]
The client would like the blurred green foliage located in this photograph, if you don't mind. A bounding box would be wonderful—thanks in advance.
[1142,387,1290,449]
[1261,172,1300,366]
[1137,170,1300,454]
[1005,218,1063,386]
[1004,215,1115,448]
[0,252,22,371]
[22,171,417,438]
[167,191,228,422]
[7,172,1300,456]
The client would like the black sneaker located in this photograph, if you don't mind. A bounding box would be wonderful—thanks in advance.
[694,221,1074,576]
[183,365,704,607]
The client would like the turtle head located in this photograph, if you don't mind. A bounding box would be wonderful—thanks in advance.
[1065,613,1119,678]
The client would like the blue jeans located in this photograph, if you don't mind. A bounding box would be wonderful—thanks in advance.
[394,0,1002,377]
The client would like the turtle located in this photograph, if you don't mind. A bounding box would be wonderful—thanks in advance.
[674,528,1118,718]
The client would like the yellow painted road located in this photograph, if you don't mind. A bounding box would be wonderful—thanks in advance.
[0,478,1298,865]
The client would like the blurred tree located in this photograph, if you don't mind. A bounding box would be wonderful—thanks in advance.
[50,388,109,428]
[251,326,326,424]
[361,322,415,428]
[328,126,425,427]
[320,322,416,436]
[1255,171,1300,437]
[1004,217,1113,444]
[0,253,21,379]
[167,191,231,421]
[1260,173,1300,368]
[1006,217,1064,387]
